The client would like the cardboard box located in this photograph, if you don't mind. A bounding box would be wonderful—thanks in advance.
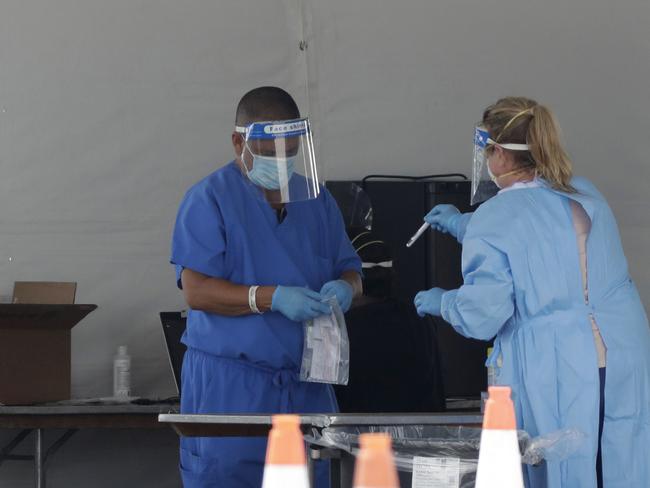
[12,281,77,305]
[0,282,96,405]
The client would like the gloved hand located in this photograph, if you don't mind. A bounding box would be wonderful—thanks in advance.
[271,286,331,322]
[320,279,354,313]
[414,288,446,317]
[424,204,462,238]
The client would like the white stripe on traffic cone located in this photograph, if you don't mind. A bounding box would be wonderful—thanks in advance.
[475,386,524,488]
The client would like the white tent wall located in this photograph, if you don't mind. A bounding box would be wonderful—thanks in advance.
[0,0,648,486]
[0,0,310,486]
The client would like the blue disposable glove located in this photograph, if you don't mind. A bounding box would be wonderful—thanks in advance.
[424,204,462,238]
[320,279,354,313]
[414,288,446,317]
[271,286,331,322]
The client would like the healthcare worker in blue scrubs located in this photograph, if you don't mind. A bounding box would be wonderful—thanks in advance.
[415,97,650,488]
[171,86,362,488]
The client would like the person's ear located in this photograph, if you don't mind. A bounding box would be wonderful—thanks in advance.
[497,145,520,171]
[232,132,244,159]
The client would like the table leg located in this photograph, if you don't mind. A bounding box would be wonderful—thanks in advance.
[34,429,45,488]
[340,452,355,488]
[307,447,314,488]
[329,455,342,488]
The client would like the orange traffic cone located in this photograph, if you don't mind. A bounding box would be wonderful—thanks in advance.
[353,433,399,488]
[261,414,309,488]
[475,386,524,488]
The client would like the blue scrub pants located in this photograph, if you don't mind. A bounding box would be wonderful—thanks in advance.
[179,348,338,488]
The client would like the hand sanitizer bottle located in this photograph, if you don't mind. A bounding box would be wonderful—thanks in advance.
[113,345,131,398]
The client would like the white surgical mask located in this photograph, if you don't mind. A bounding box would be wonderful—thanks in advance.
[487,159,526,190]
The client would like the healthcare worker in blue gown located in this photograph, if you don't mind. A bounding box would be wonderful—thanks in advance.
[415,97,650,488]
[171,86,362,488]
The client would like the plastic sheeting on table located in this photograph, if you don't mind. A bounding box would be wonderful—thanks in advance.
[306,425,585,488]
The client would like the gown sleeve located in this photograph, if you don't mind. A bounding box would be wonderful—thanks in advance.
[441,215,515,340]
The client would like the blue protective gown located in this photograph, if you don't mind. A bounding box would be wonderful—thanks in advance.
[442,177,650,488]
[171,161,362,488]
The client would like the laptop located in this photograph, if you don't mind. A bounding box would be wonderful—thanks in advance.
[159,311,187,395]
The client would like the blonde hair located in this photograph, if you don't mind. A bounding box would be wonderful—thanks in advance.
[482,97,575,193]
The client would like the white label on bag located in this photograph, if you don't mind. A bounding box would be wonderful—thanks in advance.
[308,313,341,382]
[412,457,460,488]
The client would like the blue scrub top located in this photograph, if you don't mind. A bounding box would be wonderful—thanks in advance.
[171,161,361,370]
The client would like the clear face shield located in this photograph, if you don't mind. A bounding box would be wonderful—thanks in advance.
[471,126,531,205]
[235,117,321,204]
